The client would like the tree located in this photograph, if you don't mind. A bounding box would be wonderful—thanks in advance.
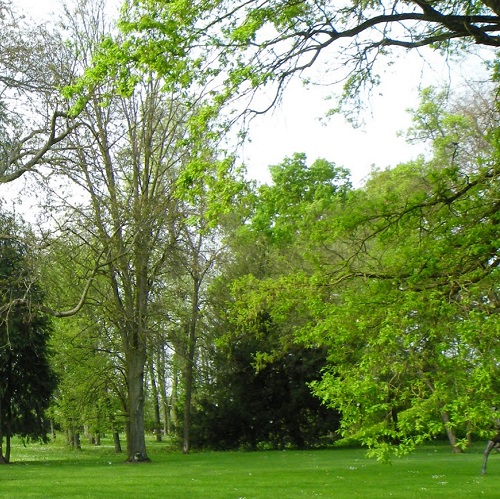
[308,156,500,459]
[235,86,500,460]
[186,154,347,451]
[114,0,499,122]
[33,0,180,461]
[146,161,246,453]
[0,0,78,183]
[170,214,226,454]
[190,329,341,450]
[61,85,180,461]
[41,0,245,462]
[0,210,57,463]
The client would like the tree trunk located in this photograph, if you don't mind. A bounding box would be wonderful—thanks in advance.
[182,351,194,454]
[442,411,463,453]
[73,432,81,450]
[169,355,179,434]
[0,423,11,464]
[125,347,149,462]
[156,346,170,435]
[0,397,4,463]
[182,279,200,455]
[0,394,11,463]
[4,432,10,464]
[148,360,162,442]
[113,432,122,453]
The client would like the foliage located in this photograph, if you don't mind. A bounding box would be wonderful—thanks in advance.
[113,0,500,122]
[5,0,500,464]
[251,153,351,245]
[229,86,500,461]
[190,338,340,450]
[185,154,348,451]
[49,314,126,448]
[0,210,58,463]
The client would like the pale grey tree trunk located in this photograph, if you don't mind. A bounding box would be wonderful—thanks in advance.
[442,411,462,453]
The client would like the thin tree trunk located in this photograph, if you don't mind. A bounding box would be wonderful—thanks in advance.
[169,354,179,434]
[182,350,194,454]
[0,405,11,463]
[182,279,200,455]
[73,431,81,450]
[148,360,162,442]
[113,432,122,453]
[0,396,4,463]
[442,411,463,453]
[156,346,169,435]
[0,395,11,463]
[5,431,10,464]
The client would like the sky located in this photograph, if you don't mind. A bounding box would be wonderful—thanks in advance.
[12,0,494,188]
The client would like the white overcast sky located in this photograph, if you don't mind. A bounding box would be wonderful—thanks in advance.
[14,0,494,187]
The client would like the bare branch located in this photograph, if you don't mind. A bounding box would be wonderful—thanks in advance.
[0,111,81,184]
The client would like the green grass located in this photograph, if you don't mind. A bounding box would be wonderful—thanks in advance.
[1,438,499,498]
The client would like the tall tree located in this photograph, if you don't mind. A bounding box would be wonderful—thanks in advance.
[37,0,182,461]
[0,210,57,464]
[235,86,500,460]
[43,0,242,461]
[171,203,228,454]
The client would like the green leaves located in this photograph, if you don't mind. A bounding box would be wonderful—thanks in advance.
[223,83,500,459]
[249,153,351,246]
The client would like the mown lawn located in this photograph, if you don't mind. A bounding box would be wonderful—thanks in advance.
[1,438,499,498]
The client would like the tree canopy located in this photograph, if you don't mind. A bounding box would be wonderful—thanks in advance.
[113,0,500,119]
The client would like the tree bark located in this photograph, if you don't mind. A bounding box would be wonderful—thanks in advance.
[442,412,463,453]
[182,278,201,454]
[148,360,162,442]
[73,432,81,450]
[125,346,149,462]
[113,432,122,453]
[169,359,179,435]
[156,346,169,435]
[0,396,4,463]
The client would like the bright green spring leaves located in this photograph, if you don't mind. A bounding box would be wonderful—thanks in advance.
[313,155,500,460]
[250,153,351,245]
[229,90,500,461]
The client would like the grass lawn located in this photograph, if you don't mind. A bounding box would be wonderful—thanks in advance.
[1,438,499,498]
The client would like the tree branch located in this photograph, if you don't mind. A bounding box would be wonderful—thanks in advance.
[0,110,80,183]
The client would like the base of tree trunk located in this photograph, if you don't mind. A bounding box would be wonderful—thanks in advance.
[126,452,151,463]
